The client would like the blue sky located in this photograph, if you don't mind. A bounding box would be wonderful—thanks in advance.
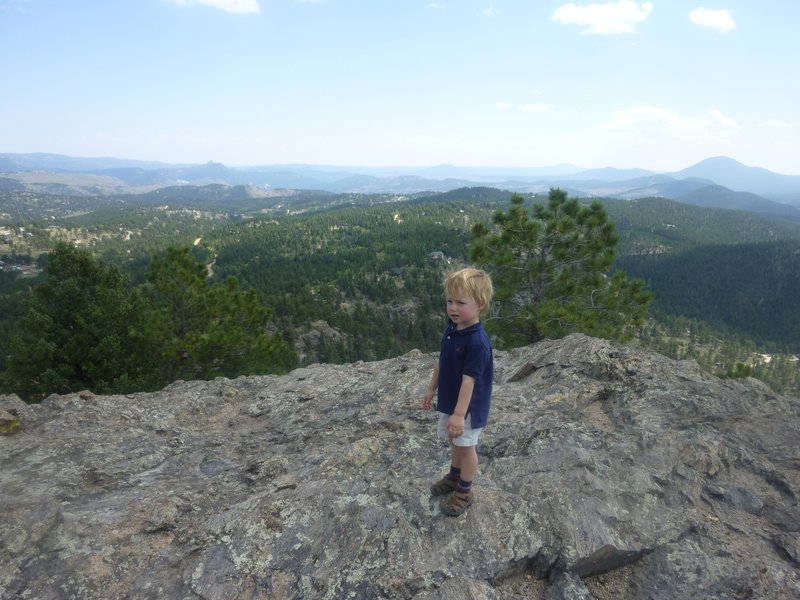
[2,0,798,174]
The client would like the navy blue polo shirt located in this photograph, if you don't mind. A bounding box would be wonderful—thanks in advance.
[436,320,493,429]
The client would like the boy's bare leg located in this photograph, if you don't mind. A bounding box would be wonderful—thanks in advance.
[451,444,478,483]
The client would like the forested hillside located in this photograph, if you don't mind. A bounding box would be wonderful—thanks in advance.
[602,197,800,255]
[2,186,800,397]
[206,203,477,362]
[618,240,800,349]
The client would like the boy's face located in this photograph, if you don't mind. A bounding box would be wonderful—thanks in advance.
[446,293,484,330]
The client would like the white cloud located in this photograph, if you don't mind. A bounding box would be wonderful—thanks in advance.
[0,0,32,13]
[765,119,796,129]
[552,1,653,35]
[689,8,735,33]
[428,3,446,9]
[495,100,556,113]
[606,106,739,139]
[520,103,556,113]
[169,0,260,15]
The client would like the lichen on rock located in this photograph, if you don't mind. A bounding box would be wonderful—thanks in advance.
[1,334,799,598]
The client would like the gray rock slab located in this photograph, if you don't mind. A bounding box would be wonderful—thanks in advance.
[1,334,799,598]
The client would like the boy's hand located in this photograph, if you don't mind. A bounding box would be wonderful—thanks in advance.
[422,389,434,411]
[447,414,465,439]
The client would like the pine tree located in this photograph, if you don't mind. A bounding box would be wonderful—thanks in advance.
[4,243,157,400]
[470,189,653,348]
[144,247,296,381]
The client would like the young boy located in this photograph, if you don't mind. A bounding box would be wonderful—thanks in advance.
[422,267,494,516]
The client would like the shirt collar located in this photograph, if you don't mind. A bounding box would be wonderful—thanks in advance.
[447,320,482,335]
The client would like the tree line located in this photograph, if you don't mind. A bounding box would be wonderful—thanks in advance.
[1,244,296,401]
[1,189,653,401]
[4,187,800,400]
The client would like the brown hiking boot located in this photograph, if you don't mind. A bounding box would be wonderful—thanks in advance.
[440,490,474,516]
[430,476,459,496]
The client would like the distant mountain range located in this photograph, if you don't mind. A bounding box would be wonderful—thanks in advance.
[2,153,800,218]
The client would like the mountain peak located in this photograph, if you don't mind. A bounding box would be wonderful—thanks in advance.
[2,152,800,199]
[673,156,800,195]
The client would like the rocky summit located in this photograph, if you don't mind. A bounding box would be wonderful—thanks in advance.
[1,334,799,599]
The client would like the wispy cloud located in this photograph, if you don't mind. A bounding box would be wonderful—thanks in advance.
[552,1,653,35]
[494,101,556,113]
[169,0,261,15]
[606,106,739,139]
[689,8,735,33]
[765,118,796,129]
[428,3,446,9]
[0,0,31,12]
[520,103,556,113]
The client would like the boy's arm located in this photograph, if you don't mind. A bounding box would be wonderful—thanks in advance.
[446,374,476,437]
[422,360,440,411]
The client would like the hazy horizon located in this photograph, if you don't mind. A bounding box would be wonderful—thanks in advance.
[2,1,799,175]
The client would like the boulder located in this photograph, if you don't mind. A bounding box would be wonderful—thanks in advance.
[1,334,798,598]
[0,408,20,435]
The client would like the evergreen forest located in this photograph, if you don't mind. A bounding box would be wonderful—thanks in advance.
[2,185,799,399]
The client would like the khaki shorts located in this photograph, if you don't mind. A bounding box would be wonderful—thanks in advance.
[437,412,483,447]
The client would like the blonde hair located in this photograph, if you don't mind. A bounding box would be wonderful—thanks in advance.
[444,267,493,316]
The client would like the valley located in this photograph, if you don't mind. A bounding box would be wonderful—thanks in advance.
[2,155,800,398]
